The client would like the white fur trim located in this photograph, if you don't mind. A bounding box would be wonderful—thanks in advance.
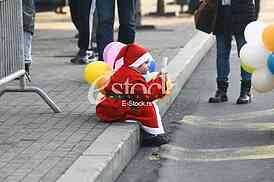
[129,52,151,68]
[141,102,165,135]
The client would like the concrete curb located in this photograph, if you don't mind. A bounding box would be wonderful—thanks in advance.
[157,32,215,115]
[56,31,215,182]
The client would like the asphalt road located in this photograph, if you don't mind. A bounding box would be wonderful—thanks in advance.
[117,42,274,182]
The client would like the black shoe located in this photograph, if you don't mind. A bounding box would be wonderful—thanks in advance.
[70,56,88,64]
[236,80,252,104]
[70,52,89,65]
[141,134,169,147]
[236,93,251,104]
[208,80,229,103]
[71,51,98,64]
[208,90,228,103]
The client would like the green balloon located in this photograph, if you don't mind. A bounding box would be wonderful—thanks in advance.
[240,62,256,74]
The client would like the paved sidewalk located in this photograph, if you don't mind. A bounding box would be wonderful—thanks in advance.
[0,2,196,182]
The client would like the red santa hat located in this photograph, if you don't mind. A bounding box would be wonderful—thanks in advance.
[114,43,151,68]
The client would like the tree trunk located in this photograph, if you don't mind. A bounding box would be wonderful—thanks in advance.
[157,0,165,14]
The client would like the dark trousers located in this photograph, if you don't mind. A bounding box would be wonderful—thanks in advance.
[216,32,251,82]
[68,0,95,53]
[97,0,136,60]
[216,5,251,82]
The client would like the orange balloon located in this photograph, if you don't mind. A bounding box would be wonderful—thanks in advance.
[165,77,173,96]
[94,71,113,94]
[262,24,274,52]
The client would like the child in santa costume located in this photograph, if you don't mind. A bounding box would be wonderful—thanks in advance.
[96,43,171,146]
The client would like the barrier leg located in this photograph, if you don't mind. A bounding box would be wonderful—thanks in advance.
[0,85,62,113]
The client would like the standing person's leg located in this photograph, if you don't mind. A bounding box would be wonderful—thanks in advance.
[90,9,98,53]
[235,32,252,104]
[96,0,115,60]
[216,33,232,82]
[87,0,98,59]
[71,0,95,64]
[68,0,79,31]
[23,31,32,65]
[117,0,136,44]
[22,0,35,81]
[23,31,33,81]
[208,33,232,103]
[78,0,95,52]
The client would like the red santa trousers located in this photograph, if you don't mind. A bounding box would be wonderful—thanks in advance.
[96,97,165,135]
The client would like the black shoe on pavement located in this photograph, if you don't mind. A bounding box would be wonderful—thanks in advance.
[71,50,98,65]
[70,55,88,65]
[141,133,169,147]
[70,51,89,65]
[208,90,228,103]
[236,80,252,104]
[208,80,229,103]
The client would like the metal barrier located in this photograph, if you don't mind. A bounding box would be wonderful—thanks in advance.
[0,0,61,113]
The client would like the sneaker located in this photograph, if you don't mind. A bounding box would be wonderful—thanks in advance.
[70,56,88,64]
[71,50,98,64]
[25,63,31,82]
[70,52,89,64]
[15,63,31,81]
[87,50,98,62]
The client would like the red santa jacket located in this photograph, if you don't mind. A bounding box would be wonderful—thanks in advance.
[96,66,165,122]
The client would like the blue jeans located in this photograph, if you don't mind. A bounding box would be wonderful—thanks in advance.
[216,32,252,82]
[96,0,136,60]
[23,31,32,64]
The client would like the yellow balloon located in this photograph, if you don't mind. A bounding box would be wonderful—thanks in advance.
[240,62,256,74]
[84,61,112,85]
[262,24,274,52]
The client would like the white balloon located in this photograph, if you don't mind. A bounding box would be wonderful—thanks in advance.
[240,43,269,69]
[252,67,274,93]
[244,21,266,45]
